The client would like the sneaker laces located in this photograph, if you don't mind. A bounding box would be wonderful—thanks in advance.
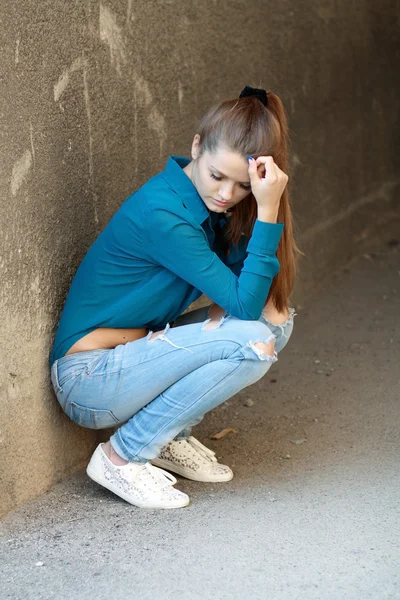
[185,436,217,463]
[131,462,178,490]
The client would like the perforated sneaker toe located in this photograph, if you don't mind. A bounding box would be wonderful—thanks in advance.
[152,436,234,482]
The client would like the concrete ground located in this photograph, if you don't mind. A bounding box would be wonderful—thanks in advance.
[1,232,399,600]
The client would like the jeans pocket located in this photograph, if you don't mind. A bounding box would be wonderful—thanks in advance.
[68,401,120,430]
[50,361,62,394]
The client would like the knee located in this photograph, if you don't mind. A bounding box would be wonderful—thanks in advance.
[201,315,277,362]
[247,337,277,363]
[241,335,277,386]
[261,307,296,354]
[202,312,274,340]
[252,337,275,358]
[229,318,273,340]
[274,321,294,353]
[236,320,277,363]
[262,304,290,325]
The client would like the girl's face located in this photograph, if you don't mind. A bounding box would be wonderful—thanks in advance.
[184,136,252,213]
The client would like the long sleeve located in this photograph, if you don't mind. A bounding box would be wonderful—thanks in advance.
[221,233,249,277]
[144,205,283,320]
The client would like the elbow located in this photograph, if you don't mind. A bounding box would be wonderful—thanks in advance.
[244,308,263,321]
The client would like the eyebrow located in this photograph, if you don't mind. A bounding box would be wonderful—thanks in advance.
[210,165,250,186]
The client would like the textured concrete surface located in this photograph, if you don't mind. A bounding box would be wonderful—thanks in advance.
[1,0,400,515]
[1,229,399,599]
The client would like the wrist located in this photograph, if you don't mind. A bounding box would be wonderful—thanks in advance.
[257,207,279,223]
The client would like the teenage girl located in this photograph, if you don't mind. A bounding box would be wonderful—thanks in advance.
[50,86,298,509]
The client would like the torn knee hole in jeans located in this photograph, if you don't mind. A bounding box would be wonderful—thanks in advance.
[201,310,228,331]
[148,323,171,342]
[247,335,278,362]
[147,323,193,353]
[262,307,297,338]
[202,316,226,331]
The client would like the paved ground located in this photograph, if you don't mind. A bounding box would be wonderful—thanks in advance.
[1,232,399,600]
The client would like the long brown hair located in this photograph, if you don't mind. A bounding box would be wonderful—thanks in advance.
[197,92,300,312]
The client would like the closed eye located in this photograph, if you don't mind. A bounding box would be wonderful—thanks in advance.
[210,172,251,192]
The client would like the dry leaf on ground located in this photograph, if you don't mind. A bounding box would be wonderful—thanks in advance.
[210,427,237,440]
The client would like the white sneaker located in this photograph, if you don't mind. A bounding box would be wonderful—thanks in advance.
[152,436,234,482]
[86,444,190,509]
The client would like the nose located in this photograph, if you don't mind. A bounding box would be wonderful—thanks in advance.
[219,181,234,202]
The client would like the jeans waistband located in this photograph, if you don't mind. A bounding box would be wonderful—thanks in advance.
[54,348,109,366]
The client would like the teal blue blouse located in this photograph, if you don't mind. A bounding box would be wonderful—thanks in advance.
[50,156,283,365]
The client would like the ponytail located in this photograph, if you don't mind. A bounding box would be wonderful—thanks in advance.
[198,91,300,311]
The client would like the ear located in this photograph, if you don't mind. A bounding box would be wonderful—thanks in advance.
[191,134,201,160]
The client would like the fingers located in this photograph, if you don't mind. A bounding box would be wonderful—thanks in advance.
[248,156,277,184]
[255,156,275,167]
[254,156,288,181]
[258,162,277,180]
[256,156,277,175]
[248,155,288,185]
[247,156,260,184]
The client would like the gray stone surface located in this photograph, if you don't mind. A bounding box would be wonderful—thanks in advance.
[1,230,399,599]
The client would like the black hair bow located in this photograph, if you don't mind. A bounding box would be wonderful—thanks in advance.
[239,85,268,107]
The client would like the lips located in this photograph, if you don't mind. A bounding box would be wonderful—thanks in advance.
[213,198,231,207]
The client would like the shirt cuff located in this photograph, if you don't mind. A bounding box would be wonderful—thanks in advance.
[247,220,284,254]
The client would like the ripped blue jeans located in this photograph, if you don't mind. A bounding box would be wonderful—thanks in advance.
[50,306,295,463]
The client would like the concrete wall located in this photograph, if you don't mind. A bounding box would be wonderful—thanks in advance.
[1,0,399,517]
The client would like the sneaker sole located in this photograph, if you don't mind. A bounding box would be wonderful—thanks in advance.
[86,465,190,509]
[151,458,234,482]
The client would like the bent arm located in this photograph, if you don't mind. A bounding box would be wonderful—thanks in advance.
[145,207,283,321]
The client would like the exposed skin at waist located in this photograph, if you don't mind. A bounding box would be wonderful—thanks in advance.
[65,302,289,357]
[66,327,149,355]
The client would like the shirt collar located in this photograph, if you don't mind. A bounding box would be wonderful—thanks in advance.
[162,156,210,225]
